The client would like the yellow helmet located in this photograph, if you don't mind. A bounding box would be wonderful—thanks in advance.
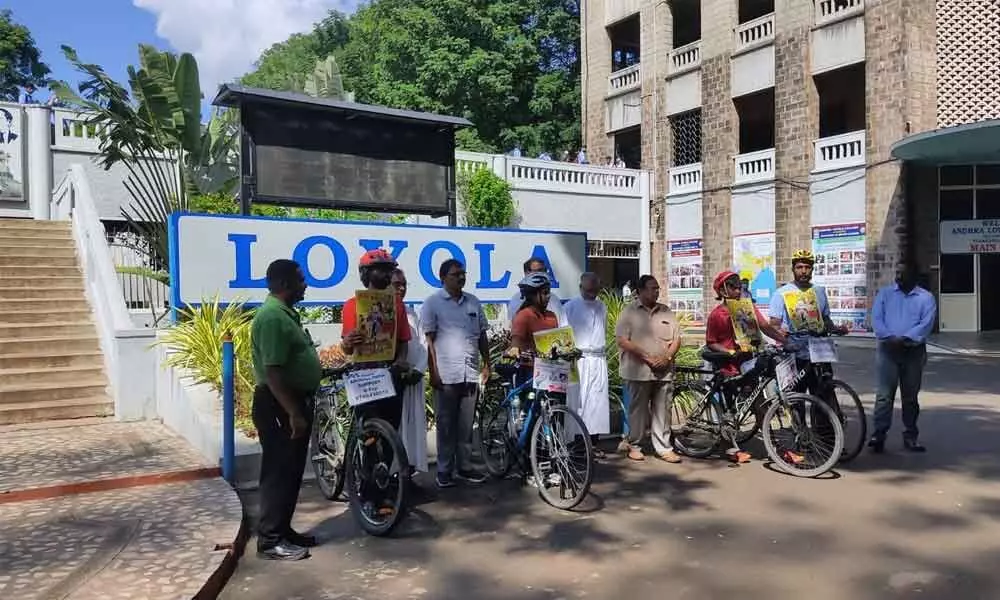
[792,249,815,265]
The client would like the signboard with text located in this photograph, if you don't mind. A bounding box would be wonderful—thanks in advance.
[168,213,587,307]
[940,219,1000,254]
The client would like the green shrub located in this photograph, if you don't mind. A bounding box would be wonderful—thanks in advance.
[458,169,516,228]
[156,298,256,434]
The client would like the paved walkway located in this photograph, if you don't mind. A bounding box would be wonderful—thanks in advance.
[0,420,244,599]
[223,348,1000,600]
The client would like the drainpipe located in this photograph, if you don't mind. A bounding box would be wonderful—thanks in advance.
[25,105,52,220]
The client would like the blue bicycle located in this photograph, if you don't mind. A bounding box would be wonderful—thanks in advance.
[478,349,594,510]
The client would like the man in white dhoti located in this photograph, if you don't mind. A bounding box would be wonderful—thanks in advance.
[565,272,610,459]
[390,269,429,480]
[507,256,567,327]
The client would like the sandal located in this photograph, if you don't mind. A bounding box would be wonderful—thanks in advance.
[728,451,752,464]
[628,448,646,461]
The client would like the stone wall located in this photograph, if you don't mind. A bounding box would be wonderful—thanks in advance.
[581,0,614,164]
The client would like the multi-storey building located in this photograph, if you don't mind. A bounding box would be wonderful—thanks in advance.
[582,0,1000,332]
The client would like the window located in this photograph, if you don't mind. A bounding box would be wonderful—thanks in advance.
[939,165,974,186]
[670,109,702,167]
[976,188,1000,219]
[977,165,1000,186]
[940,254,975,294]
[939,189,974,220]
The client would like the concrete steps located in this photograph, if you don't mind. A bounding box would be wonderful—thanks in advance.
[0,218,113,424]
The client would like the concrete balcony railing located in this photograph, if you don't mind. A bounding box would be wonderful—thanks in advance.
[668,163,702,195]
[814,130,866,172]
[733,149,776,185]
[506,156,640,196]
[816,0,864,26]
[608,64,641,95]
[52,108,102,152]
[668,41,702,76]
[734,13,775,53]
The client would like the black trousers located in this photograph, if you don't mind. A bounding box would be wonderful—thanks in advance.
[253,384,312,549]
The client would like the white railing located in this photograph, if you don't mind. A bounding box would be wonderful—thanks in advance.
[734,149,776,184]
[668,163,703,195]
[669,41,702,75]
[455,151,490,178]
[52,108,102,152]
[816,0,864,25]
[608,64,641,95]
[734,13,775,52]
[506,156,640,195]
[814,130,866,172]
[108,238,171,315]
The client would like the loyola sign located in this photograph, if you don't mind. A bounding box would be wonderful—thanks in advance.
[940,219,1000,254]
[168,213,587,307]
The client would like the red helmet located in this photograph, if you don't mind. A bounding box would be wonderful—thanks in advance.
[713,270,740,294]
[359,248,397,268]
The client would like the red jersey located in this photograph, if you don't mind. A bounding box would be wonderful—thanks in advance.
[705,303,767,376]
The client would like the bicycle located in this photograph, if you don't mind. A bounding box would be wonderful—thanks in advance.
[671,344,845,478]
[478,348,595,510]
[788,330,867,463]
[309,362,418,536]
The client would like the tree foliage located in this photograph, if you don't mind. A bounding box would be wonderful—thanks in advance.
[240,0,581,157]
[0,10,51,100]
[459,169,516,228]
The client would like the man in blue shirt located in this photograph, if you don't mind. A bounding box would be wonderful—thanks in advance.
[869,265,937,453]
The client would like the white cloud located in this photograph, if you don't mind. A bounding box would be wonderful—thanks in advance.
[134,0,352,97]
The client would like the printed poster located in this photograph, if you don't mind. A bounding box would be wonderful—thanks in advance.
[780,287,825,332]
[353,289,397,363]
[732,232,777,316]
[0,104,25,201]
[667,239,705,326]
[724,298,762,351]
[811,224,867,332]
[533,326,579,383]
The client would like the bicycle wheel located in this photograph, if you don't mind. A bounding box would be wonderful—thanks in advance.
[345,417,410,536]
[830,379,866,464]
[671,382,721,458]
[761,392,844,478]
[479,400,515,478]
[310,396,346,501]
[529,405,593,510]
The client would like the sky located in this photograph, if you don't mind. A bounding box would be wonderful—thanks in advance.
[8,0,356,108]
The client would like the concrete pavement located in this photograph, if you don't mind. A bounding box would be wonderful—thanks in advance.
[222,347,1000,600]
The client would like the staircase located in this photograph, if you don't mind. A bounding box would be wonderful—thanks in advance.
[0,218,113,425]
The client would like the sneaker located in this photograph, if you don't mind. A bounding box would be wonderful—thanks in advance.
[903,438,926,453]
[455,469,487,484]
[435,473,456,488]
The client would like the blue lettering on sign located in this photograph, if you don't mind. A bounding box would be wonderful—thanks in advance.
[227,233,268,288]
[419,240,467,288]
[292,236,349,288]
[473,243,511,289]
[528,244,560,289]
[358,239,409,260]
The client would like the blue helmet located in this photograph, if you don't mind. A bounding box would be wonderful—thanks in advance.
[518,272,551,292]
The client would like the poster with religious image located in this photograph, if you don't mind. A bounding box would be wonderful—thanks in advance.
[353,289,397,363]
[724,298,762,351]
[780,287,825,332]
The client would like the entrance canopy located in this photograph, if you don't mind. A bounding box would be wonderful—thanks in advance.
[891,119,1000,164]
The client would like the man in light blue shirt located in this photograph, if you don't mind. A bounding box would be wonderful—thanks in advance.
[869,265,937,453]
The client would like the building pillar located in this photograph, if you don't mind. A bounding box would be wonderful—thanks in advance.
[25,105,52,220]
[639,171,652,275]
[773,0,817,275]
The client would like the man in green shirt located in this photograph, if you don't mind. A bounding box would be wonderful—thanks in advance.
[251,259,322,561]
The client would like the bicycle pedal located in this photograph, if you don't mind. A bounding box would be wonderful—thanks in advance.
[377,506,395,516]
[363,436,378,447]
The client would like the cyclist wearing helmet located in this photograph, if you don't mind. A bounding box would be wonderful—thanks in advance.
[341,248,412,428]
[507,272,559,363]
[705,270,786,377]
[768,249,848,402]
[507,257,567,327]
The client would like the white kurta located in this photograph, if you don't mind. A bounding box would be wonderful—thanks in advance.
[507,290,567,327]
[564,297,610,435]
[400,307,429,473]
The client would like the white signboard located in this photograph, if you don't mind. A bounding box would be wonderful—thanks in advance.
[169,213,587,307]
[343,368,396,406]
[0,103,25,202]
[940,219,1000,254]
